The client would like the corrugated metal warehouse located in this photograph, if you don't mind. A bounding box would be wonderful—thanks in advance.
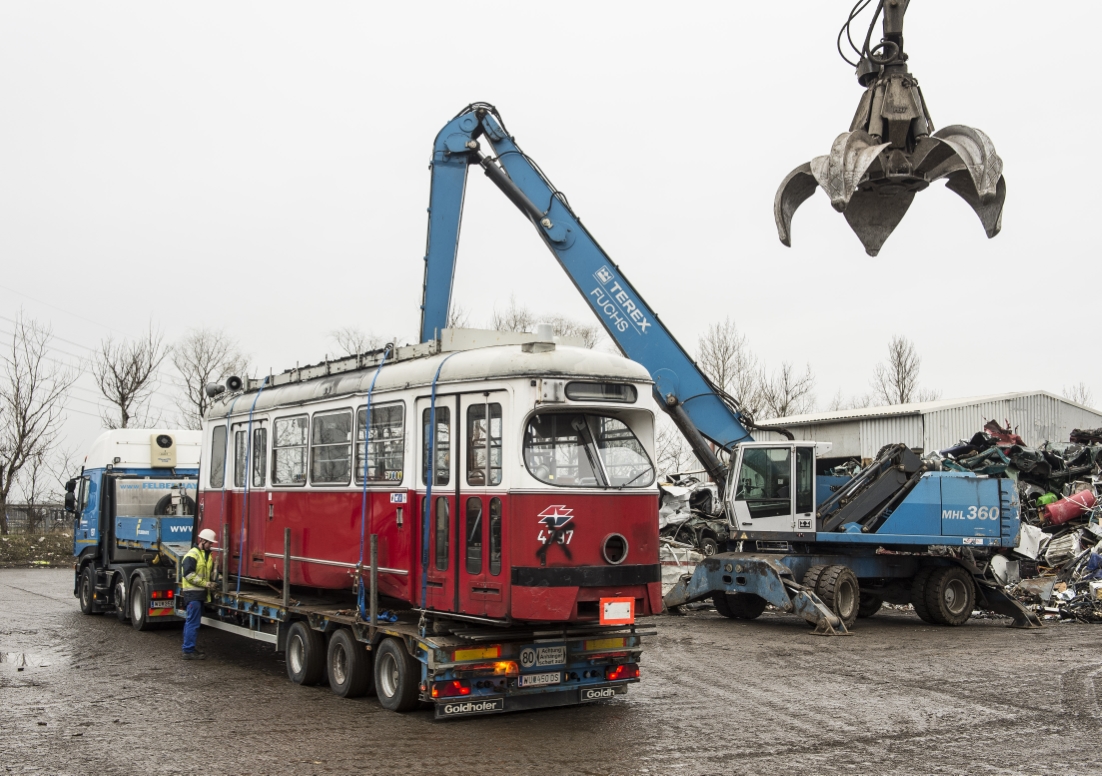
[752,391,1102,464]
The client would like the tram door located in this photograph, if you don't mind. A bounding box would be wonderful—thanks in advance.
[418,397,455,612]
[231,420,269,577]
[457,392,508,618]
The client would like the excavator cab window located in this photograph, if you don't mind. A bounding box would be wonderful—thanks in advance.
[735,447,793,519]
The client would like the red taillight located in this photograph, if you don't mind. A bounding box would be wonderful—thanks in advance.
[605,663,640,681]
[151,590,162,600]
[431,680,471,699]
[167,589,174,599]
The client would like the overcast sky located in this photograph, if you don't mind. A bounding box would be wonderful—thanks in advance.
[1,2,1096,459]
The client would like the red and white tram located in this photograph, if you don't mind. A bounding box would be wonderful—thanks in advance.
[197,331,662,623]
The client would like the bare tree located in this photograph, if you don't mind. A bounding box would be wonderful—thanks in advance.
[0,315,75,535]
[491,295,536,333]
[446,304,471,329]
[826,389,874,412]
[1064,382,1095,408]
[654,416,699,477]
[871,335,940,405]
[330,326,381,357]
[696,317,763,417]
[491,296,599,349]
[760,362,816,418]
[93,325,167,429]
[171,328,249,430]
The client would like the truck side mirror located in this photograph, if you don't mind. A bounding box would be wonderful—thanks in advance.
[65,491,77,512]
[65,478,77,493]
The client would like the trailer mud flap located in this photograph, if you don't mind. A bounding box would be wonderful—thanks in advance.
[434,684,627,719]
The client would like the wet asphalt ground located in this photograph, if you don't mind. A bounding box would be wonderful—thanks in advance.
[2,568,1101,776]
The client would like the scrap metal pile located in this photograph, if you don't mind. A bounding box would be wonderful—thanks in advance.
[928,421,1102,623]
[658,475,726,557]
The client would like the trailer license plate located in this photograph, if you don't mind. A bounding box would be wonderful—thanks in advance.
[151,600,174,608]
[518,671,561,688]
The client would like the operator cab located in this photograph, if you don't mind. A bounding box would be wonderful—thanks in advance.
[725,441,833,537]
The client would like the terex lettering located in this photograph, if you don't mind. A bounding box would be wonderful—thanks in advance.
[590,266,651,335]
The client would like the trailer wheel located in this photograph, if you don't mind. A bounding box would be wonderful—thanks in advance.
[374,638,420,712]
[327,628,374,698]
[114,575,130,623]
[924,566,974,626]
[286,621,326,686]
[817,566,859,628]
[78,565,98,615]
[857,594,883,618]
[129,578,156,631]
[910,566,937,624]
[712,593,734,617]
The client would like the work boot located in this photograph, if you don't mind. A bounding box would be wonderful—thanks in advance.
[181,651,206,661]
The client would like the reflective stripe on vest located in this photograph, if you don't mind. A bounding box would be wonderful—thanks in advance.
[181,546,213,592]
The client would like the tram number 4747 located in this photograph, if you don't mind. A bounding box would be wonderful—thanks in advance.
[537,529,574,545]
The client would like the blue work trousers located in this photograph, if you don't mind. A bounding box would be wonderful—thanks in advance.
[182,599,203,653]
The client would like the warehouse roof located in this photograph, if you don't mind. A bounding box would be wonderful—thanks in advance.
[755,391,1100,428]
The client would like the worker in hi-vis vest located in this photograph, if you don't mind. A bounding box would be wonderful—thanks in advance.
[180,528,219,660]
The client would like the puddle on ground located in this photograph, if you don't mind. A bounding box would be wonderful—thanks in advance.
[1,652,53,669]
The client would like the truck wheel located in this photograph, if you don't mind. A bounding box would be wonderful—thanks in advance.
[910,566,937,624]
[712,593,734,617]
[857,594,883,618]
[374,638,420,712]
[286,621,326,686]
[817,566,859,628]
[78,565,98,615]
[114,575,130,623]
[130,578,156,631]
[327,628,374,698]
[924,566,975,626]
[802,564,829,594]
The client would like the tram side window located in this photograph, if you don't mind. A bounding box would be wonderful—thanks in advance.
[467,403,502,486]
[489,497,502,576]
[234,430,247,488]
[311,410,353,485]
[253,427,267,488]
[272,416,308,486]
[210,425,227,488]
[435,496,449,571]
[465,497,482,574]
[355,403,405,485]
[422,407,450,486]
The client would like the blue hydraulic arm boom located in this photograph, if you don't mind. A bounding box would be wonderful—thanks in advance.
[419,104,755,484]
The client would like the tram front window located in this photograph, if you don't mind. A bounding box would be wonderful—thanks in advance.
[524,412,654,488]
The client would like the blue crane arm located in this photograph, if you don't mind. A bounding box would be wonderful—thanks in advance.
[418,104,753,474]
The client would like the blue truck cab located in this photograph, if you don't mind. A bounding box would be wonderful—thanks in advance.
[70,429,201,629]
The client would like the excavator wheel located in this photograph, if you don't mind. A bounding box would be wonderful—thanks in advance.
[712,593,734,618]
[923,566,975,626]
[816,566,859,628]
[910,566,938,624]
[857,594,884,619]
[802,565,829,594]
[712,593,767,620]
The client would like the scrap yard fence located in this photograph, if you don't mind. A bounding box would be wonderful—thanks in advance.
[3,503,68,535]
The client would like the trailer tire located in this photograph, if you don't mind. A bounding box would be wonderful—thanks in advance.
[286,621,326,686]
[374,638,420,712]
[924,566,974,626]
[712,593,734,617]
[114,575,130,623]
[129,578,156,631]
[817,566,859,628]
[327,628,374,698]
[910,566,937,624]
[78,565,98,616]
[857,594,883,619]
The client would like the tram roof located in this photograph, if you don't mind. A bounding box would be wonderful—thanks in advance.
[206,331,651,420]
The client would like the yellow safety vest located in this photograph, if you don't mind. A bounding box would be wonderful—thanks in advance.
[181,546,214,602]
